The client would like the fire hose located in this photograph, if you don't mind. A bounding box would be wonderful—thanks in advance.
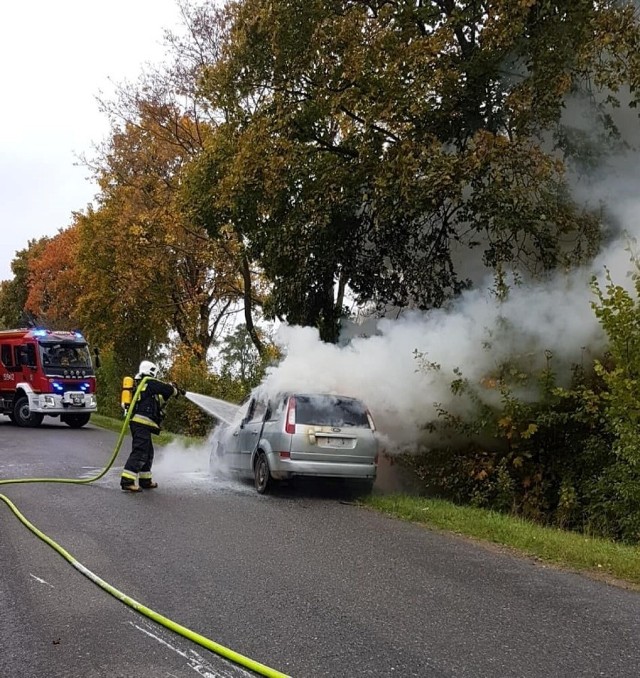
[0,377,290,678]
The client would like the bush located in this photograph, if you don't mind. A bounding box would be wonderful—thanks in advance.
[406,263,640,543]
[405,359,614,532]
[95,345,126,419]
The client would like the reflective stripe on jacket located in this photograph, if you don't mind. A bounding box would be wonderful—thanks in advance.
[131,378,177,430]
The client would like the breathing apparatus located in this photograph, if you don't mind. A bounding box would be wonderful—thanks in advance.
[121,361,160,415]
[121,376,135,414]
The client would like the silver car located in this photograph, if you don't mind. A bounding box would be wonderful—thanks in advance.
[215,393,379,494]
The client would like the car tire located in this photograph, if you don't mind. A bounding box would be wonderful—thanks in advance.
[254,451,274,494]
[13,396,44,428]
[61,413,91,428]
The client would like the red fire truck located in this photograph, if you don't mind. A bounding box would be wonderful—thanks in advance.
[0,328,98,428]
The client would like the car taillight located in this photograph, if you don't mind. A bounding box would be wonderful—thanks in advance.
[366,410,376,431]
[285,396,296,434]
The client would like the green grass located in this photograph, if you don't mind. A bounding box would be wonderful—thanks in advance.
[362,494,640,587]
[90,413,204,447]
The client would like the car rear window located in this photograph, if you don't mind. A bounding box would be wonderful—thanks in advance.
[295,395,370,428]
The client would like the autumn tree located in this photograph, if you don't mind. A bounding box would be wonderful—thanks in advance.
[79,97,246,366]
[74,203,169,376]
[25,225,83,330]
[183,0,640,340]
[0,238,49,328]
[82,10,271,358]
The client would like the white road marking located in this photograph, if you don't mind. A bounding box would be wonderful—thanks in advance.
[128,621,251,678]
[29,573,55,588]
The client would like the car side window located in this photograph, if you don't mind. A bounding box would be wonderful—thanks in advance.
[264,399,278,421]
[242,398,256,423]
[273,397,287,419]
[250,400,267,423]
[26,344,37,367]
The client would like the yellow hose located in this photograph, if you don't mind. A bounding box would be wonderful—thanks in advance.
[0,377,291,678]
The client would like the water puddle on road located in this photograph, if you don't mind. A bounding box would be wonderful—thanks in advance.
[151,438,253,495]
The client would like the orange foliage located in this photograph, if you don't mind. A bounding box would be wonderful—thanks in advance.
[26,224,82,329]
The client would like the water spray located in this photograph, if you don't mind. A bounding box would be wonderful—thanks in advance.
[0,378,290,678]
[185,391,240,425]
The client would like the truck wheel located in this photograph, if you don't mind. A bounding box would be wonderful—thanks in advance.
[61,413,91,428]
[13,396,44,428]
[254,451,274,494]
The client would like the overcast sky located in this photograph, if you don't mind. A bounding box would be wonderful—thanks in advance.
[0,0,184,281]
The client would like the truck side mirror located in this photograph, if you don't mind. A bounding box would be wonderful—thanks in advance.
[93,347,101,369]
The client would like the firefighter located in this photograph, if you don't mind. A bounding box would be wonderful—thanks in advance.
[120,360,185,492]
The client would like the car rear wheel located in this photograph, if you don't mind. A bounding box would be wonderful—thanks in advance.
[254,451,274,494]
[13,396,44,428]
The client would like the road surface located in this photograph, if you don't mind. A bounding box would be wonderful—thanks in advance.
[1,417,639,677]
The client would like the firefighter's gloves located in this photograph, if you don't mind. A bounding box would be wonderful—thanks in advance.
[171,382,187,397]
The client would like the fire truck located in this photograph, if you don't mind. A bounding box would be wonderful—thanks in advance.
[0,328,98,428]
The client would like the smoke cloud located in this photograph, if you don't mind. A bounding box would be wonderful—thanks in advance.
[259,95,640,451]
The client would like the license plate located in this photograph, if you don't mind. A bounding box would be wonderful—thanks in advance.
[318,437,353,449]
[71,395,82,405]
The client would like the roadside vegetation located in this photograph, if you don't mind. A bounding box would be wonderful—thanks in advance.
[362,494,640,588]
[400,269,640,544]
[2,2,640,549]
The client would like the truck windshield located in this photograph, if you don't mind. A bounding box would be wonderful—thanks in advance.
[40,344,92,369]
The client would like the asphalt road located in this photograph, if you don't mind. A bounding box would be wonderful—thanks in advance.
[1,417,639,678]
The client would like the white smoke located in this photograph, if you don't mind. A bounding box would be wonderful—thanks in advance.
[260,277,606,450]
[259,96,640,451]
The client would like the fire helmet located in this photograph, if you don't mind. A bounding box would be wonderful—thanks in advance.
[136,360,158,379]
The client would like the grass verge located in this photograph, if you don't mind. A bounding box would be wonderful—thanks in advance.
[362,494,640,588]
[90,413,204,448]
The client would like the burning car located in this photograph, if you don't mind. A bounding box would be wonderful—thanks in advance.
[212,392,379,494]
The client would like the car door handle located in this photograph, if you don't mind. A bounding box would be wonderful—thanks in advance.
[233,432,239,437]
[251,431,259,435]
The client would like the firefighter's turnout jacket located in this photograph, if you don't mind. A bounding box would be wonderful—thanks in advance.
[131,378,178,432]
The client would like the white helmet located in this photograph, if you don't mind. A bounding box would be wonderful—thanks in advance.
[136,360,158,379]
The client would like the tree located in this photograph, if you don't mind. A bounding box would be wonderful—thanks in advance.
[74,203,169,376]
[82,99,246,366]
[219,323,267,388]
[0,238,49,328]
[188,0,639,335]
[25,225,83,329]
